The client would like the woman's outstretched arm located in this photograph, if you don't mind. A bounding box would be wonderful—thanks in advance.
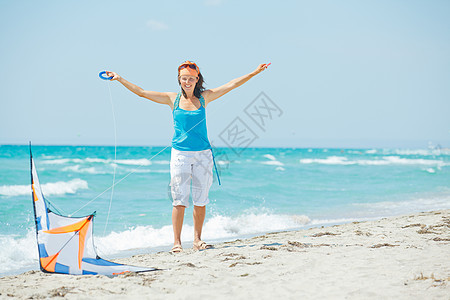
[202,63,270,105]
[105,71,175,107]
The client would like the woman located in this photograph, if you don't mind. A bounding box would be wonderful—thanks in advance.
[105,61,269,253]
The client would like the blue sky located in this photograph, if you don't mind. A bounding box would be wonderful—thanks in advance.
[1,0,449,148]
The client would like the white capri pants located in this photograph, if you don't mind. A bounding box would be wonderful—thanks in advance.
[170,148,213,207]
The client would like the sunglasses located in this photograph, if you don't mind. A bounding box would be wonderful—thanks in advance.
[178,61,199,73]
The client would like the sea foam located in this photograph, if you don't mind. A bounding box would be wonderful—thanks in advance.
[0,231,38,276]
[262,154,284,166]
[41,157,156,166]
[97,212,311,256]
[299,156,448,167]
[0,179,88,197]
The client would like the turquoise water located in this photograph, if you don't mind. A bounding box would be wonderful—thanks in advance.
[1,145,449,275]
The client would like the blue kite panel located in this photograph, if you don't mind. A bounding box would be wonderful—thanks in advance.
[82,270,98,275]
[38,243,48,257]
[55,263,70,274]
[82,257,123,267]
[36,216,42,231]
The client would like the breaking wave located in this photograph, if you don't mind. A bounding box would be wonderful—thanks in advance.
[40,157,169,166]
[0,179,88,197]
[299,156,448,167]
[96,212,311,255]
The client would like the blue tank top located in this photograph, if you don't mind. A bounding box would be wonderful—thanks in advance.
[172,93,211,151]
[172,92,221,185]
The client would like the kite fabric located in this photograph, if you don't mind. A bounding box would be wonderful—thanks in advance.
[30,147,157,275]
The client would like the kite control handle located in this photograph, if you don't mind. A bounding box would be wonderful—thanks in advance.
[99,71,113,80]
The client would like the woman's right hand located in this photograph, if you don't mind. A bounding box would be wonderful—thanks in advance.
[105,71,121,81]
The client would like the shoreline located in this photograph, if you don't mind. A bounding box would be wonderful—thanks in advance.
[1,210,449,299]
[0,214,392,278]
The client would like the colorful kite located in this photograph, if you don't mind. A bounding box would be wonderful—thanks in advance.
[30,147,157,275]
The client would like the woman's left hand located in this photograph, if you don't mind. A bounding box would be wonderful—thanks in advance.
[252,63,271,76]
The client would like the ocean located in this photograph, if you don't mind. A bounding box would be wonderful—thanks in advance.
[1,144,449,276]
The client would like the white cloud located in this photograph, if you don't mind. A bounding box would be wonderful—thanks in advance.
[204,0,222,6]
[146,19,169,31]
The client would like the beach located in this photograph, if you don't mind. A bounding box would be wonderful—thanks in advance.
[1,209,449,299]
[1,0,450,297]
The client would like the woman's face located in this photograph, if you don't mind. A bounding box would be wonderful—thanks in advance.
[179,75,198,93]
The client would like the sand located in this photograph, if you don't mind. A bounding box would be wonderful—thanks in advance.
[1,210,449,299]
